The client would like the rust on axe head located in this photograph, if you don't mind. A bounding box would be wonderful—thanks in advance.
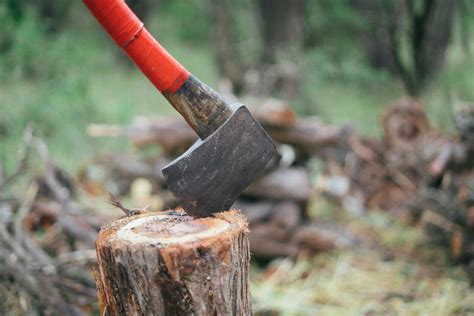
[162,104,276,218]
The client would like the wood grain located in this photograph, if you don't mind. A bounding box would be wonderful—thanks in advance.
[94,210,251,315]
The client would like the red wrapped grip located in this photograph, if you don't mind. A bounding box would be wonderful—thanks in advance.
[83,0,189,93]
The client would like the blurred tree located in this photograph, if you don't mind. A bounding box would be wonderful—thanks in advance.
[302,0,373,88]
[258,0,304,65]
[304,1,367,51]
[392,0,455,95]
[5,0,23,22]
[355,0,457,96]
[210,0,246,94]
[35,0,71,33]
[256,0,304,98]
[353,0,398,74]
[209,0,304,99]
[0,0,73,78]
[458,0,473,56]
[3,0,72,33]
[128,0,156,23]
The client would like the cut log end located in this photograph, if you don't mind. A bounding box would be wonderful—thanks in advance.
[95,210,251,316]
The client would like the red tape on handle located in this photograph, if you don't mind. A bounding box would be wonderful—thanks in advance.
[83,0,189,93]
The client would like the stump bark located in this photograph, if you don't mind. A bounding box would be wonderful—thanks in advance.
[94,210,251,315]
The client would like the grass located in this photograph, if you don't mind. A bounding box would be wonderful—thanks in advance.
[251,208,474,315]
[0,7,218,173]
[251,251,473,315]
[1,4,473,172]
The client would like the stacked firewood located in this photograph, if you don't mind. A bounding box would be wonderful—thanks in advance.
[348,99,443,212]
[85,97,474,279]
[314,98,474,282]
[85,98,358,259]
[410,101,474,283]
[2,97,471,314]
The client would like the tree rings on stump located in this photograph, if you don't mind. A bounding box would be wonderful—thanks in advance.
[94,210,251,316]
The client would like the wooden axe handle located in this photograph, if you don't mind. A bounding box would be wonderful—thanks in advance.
[83,0,232,139]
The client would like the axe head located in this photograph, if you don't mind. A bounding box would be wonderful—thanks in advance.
[162,104,275,218]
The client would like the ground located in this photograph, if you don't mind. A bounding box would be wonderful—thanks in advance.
[251,209,473,315]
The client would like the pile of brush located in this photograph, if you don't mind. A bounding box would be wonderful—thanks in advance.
[86,97,473,281]
[313,99,474,282]
[409,101,474,283]
[1,96,472,315]
[84,98,358,259]
[0,128,99,315]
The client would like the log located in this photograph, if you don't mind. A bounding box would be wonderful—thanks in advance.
[87,112,348,157]
[128,117,197,156]
[246,98,297,128]
[467,206,474,229]
[243,168,312,201]
[265,119,350,154]
[234,200,274,225]
[249,221,358,259]
[251,222,292,243]
[88,118,197,156]
[366,184,412,211]
[429,142,454,176]
[451,229,474,260]
[78,154,171,196]
[291,224,357,252]
[382,99,430,149]
[249,231,300,259]
[270,201,301,231]
[94,210,251,315]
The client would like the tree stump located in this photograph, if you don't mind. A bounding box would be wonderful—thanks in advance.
[94,210,251,315]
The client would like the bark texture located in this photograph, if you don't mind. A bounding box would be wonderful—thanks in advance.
[94,210,251,316]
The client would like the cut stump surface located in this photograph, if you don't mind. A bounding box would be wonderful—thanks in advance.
[95,210,251,316]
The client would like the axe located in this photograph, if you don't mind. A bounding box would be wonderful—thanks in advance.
[84,0,275,218]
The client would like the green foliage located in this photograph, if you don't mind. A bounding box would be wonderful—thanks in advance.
[0,3,473,314]
[1,0,473,173]
[0,9,96,171]
[0,10,52,80]
[422,33,474,133]
[0,2,220,173]
[152,0,210,44]
[229,0,262,66]
[304,0,368,50]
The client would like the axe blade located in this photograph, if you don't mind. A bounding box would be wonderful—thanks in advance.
[162,105,275,218]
